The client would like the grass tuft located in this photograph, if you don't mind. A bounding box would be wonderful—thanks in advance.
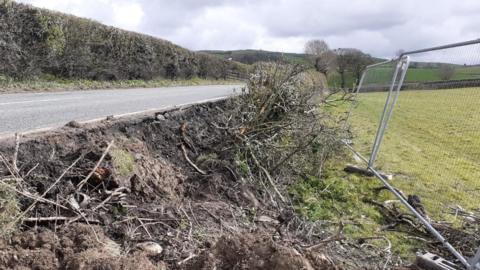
[0,181,20,236]
[111,149,135,177]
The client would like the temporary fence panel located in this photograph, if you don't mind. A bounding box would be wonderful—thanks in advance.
[346,39,480,270]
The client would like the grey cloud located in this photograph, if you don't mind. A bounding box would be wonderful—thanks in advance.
[16,0,480,58]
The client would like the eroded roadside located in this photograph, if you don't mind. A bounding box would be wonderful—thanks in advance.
[0,99,414,270]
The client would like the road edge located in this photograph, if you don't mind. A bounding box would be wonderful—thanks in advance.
[0,95,235,142]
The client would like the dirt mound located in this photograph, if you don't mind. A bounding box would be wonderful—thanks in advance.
[0,224,162,270]
[0,101,403,269]
[183,233,337,270]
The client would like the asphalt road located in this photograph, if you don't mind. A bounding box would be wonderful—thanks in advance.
[0,85,243,136]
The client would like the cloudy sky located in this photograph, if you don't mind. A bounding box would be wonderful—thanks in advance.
[17,0,480,58]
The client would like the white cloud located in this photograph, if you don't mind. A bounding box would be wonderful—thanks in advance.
[15,0,480,58]
[111,1,144,31]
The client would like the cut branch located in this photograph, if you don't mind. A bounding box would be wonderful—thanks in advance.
[76,140,114,190]
[8,154,83,230]
[180,144,206,175]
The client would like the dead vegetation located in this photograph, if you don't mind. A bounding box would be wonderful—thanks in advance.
[0,63,406,269]
[367,192,480,262]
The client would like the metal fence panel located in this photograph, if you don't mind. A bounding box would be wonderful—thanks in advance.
[344,59,400,163]
[346,39,480,269]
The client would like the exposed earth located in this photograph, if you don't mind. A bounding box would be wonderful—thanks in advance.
[0,100,413,269]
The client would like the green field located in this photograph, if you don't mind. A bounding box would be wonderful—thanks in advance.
[327,66,480,88]
[349,88,480,219]
[405,66,480,82]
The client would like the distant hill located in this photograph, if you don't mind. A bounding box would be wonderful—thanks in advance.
[200,50,311,66]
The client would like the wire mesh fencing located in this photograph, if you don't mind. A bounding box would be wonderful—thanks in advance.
[345,39,480,270]
[344,58,408,164]
[344,60,395,159]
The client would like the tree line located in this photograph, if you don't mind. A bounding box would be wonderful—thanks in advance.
[304,40,374,88]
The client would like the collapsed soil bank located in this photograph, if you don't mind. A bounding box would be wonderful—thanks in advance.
[0,101,404,269]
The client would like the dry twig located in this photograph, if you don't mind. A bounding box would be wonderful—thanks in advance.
[67,186,127,224]
[180,144,206,175]
[13,133,21,173]
[77,140,114,190]
[8,154,83,230]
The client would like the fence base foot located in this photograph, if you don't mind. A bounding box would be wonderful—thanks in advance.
[416,252,460,270]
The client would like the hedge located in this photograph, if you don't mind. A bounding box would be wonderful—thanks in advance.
[0,0,249,80]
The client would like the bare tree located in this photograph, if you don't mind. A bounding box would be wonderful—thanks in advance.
[334,49,350,89]
[438,64,455,81]
[304,40,336,76]
[334,48,373,89]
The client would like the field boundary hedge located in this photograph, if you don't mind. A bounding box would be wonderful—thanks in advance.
[0,0,248,81]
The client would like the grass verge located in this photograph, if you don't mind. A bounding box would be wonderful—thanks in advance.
[290,156,426,259]
[0,76,242,94]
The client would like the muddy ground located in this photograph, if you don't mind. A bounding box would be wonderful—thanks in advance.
[0,101,411,269]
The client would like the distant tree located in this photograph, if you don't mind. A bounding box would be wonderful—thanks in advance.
[438,64,455,80]
[304,40,336,76]
[334,48,373,88]
[334,49,350,89]
[350,50,374,85]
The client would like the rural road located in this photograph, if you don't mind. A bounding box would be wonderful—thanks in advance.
[0,85,243,137]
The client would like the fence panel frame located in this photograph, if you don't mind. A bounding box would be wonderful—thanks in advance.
[368,56,410,168]
[344,59,399,163]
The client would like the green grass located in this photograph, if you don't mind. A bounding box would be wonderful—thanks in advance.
[405,66,480,82]
[292,87,480,259]
[0,181,20,236]
[0,76,241,93]
[111,149,135,177]
[349,88,480,220]
[290,160,425,258]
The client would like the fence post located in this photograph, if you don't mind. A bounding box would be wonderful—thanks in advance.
[368,56,410,168]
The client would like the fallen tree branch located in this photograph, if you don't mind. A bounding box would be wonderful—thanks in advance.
[259,165,286,204]
[8,154,83,230]
[23,216,100,223]
[180,144,207,175]
[68,187,127,225]
[178,254,198,266]
[249,148,286,203]
[13,133,21,173]
[23,163,39,178]
[0,182,69,210]
[305,235,346,250]
[77,140,114,190]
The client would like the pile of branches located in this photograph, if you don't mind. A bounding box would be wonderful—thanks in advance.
[215,63,345,208]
